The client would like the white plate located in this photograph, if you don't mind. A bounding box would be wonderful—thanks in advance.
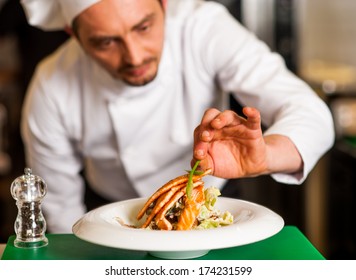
[72,197,284,259]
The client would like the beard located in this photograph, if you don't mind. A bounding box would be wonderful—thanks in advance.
[122,71,158,87]
[117,58,159,87]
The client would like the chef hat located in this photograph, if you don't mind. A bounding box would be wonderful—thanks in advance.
[20,0,101,30]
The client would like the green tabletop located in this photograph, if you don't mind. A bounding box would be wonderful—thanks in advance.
[1,226,324,260]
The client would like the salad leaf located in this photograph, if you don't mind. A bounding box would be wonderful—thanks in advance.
[204,186,221,210]
[197,211,234,229]
[196,187,234,229]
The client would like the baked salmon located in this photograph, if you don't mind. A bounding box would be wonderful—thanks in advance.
[176,185,205,230]
[136,169,212,230]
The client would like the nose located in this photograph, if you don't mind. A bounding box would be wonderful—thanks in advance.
[122,36,145,66]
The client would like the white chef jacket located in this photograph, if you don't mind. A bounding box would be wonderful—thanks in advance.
[21,0,334,233]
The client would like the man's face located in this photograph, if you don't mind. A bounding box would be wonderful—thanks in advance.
[74,0,165,86]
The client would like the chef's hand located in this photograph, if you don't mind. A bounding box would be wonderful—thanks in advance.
[192,107,303,179]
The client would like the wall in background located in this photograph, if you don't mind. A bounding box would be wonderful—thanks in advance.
[297,0,356,67]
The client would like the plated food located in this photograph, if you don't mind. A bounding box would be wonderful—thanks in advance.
[73,196,284,258]
[136,166,233,230]
[72,163,284,258]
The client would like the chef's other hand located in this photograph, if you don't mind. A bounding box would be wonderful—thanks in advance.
[192,107,303,179]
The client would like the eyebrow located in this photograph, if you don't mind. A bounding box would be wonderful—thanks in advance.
[88,13,156,43]
[132,13,156,31]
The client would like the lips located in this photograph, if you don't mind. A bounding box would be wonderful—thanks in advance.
[120,58,155,78]
[125,63,151,77]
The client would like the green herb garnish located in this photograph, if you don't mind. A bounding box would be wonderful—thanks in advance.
[186,160,201,200]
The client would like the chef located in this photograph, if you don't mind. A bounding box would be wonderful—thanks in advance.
[20,0,334,233]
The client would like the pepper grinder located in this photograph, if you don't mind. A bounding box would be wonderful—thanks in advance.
[10,167,48,248]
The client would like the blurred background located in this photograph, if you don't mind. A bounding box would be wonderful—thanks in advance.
[0,0,355,259]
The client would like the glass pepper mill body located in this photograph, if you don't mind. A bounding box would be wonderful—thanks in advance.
[10,168,48,248]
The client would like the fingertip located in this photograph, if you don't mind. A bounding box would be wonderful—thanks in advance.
[242,106,253,115]
[197,158,214,175]
[211,117,222,128]
[201,130,211,141]
[194,148,205,159]
[243,106,260,119]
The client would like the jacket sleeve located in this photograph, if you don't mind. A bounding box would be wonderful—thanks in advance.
[192,3,335,184]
